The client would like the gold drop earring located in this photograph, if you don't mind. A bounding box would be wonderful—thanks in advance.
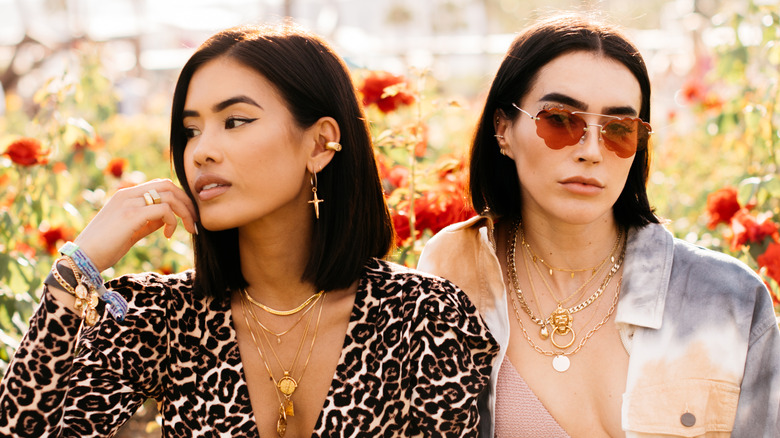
[307,170,323,219]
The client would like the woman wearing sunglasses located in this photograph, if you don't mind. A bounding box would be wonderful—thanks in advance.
[418,14,780,437]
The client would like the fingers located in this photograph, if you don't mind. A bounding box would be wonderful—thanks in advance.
[73,179,198,271]
[139,182,199,235]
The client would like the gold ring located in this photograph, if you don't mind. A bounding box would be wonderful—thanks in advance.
[148,189,162,205]
[143,192,154,206]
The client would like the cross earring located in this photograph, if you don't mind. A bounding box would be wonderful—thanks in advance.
[308,171,323,219]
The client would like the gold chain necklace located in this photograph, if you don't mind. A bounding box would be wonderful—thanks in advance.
[522,241,602,311]
[520,221,621,305]
[242,289,322,344]
[244,289,324,316]
[509,276,623,372]
[507,219,625,350]
[240,291,325,437]
[520,241,602,342]
[521,224,619,278]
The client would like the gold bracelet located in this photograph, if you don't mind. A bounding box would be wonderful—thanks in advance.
[50,257,79,295]
[50,257,100,326]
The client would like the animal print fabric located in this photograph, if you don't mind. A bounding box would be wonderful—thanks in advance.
[0,258,498,437]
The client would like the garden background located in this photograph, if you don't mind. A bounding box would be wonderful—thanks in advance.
[1,0,779,436]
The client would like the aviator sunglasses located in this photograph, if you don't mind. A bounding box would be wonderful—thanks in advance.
[511,103,653,158]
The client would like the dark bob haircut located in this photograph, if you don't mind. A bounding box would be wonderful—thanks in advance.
[470,15,659,227]
[170,24,394,299]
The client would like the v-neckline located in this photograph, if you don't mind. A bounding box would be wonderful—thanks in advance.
[227,275,368,437]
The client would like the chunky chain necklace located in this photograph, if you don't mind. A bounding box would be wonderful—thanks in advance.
[506,218,626,372]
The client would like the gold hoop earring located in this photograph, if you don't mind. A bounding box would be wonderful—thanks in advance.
[325,141,342,152]
[307,171,323,219]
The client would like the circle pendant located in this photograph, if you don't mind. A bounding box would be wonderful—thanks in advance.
[277,375,298,396]
[552,355,570,372]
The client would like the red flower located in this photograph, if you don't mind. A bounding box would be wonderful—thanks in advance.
[3,138,49,166]
[726,209,780,251]
[359,71,415,114]
[387,165,410,189]
[14,242,36,260]
[105,157,128,178]
[680,79,707,104]
[415,182,475,236]
[39,225,71,255]
[391,208,412,247]
[758,242,780,285]
[52,162,67,174]
[706,187,741,229]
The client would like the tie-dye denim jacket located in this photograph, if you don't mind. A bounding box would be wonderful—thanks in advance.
[418,216,780,438]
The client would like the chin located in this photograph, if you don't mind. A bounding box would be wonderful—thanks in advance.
[198,216,236,232]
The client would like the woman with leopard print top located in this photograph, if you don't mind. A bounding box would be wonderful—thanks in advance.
[0,24,498,437]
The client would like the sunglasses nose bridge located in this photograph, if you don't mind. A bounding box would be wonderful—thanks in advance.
[581,123,605,143]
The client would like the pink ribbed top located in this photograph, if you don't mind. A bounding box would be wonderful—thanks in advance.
[495,356,571,438]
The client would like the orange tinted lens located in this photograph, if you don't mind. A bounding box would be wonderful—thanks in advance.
[601,118,649,158]
[535,109,586,149]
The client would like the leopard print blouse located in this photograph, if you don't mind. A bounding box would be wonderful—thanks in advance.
[0,258,498,437]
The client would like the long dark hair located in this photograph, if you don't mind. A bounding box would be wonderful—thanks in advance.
[170,24,394,299]
[470,14,659,227]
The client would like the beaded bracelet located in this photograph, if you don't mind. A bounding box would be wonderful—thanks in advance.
[59,242,128,321]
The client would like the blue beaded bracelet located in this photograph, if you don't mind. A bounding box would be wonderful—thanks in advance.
[59,242,128,321]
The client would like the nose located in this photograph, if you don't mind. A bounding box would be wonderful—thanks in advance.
[189,128,222,167]
[575,124,604,163]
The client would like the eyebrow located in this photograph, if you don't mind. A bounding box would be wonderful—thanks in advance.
[539,92,638,117]
[182,95,263,118]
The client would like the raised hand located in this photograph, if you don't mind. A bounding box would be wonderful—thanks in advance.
[73,179,198,273]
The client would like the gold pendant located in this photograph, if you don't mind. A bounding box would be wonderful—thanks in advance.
[75,283,89,300]
[550,306,573,335]
[283,398,295,416]
[550,325,577,349]
[85,308,99,326]
[88,291,99,308]
[539,325,549,340]
[278,373,298,396]
[549,306,576,349]
[277,406,287,437]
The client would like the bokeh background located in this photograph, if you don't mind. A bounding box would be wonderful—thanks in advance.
[1,0,779,436]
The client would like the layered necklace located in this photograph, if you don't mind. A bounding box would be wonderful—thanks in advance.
[240,289,326,437]
[506,218,625,372]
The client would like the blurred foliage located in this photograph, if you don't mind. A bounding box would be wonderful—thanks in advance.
[0,2,779,436]
[648,0,780,308]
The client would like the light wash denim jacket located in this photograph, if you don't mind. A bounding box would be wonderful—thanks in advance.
[418,216,780,437]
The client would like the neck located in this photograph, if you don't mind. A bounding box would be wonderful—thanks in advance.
[238,213,318,309]
[519,211,621,271]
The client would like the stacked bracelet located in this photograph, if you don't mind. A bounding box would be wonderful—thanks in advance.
[47,257,101,326]
[58,242,128,321]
